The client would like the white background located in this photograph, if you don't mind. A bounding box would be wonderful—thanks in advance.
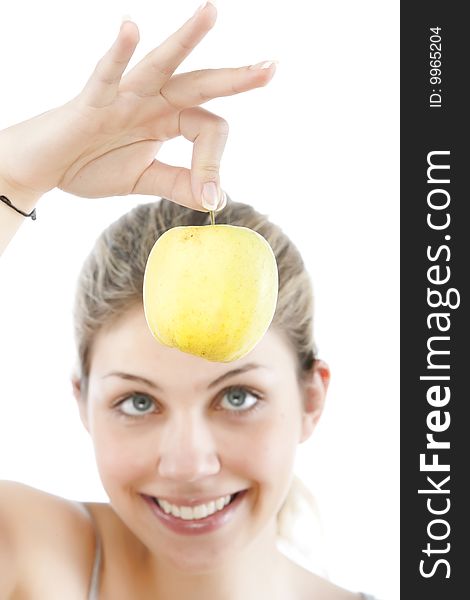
[0,1,399,598]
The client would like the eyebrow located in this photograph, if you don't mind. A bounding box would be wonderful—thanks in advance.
[102,363,266,391]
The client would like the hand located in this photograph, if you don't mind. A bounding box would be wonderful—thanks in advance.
[0,3,276,211]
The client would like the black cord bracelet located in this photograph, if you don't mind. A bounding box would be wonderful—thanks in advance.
[0,194,37,220]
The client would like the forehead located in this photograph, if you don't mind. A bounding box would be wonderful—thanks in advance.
[88,305,298,391]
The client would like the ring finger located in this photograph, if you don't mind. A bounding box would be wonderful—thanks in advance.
[121,3,217,97]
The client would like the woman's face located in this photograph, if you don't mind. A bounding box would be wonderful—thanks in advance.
[78,304,327,572]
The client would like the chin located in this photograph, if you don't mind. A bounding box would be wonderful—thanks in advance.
[165,546,231,574]
[148,527,252,574]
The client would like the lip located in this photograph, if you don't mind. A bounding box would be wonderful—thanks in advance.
[142,490,248,536]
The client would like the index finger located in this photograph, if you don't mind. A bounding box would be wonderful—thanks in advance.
[120,2,217,97]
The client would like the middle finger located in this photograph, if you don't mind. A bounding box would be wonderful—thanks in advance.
[121,2,217,97]
[160,63,277,110]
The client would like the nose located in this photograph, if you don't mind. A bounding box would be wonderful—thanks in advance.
[157,411,221,482]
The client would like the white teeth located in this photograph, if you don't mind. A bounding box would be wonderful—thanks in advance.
[156,493,236,521]
[193,504,208,519]
[180,506,193,520]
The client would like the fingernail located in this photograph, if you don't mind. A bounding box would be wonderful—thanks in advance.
[216,190,227,211]
[202,182,220,210]
[249,60,278,70]
[194,1,214,16]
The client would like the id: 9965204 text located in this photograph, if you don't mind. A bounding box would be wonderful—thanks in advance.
[429,27,442,109]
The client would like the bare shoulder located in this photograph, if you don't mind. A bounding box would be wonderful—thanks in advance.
[0,480,97,599]
[286,557,363,600]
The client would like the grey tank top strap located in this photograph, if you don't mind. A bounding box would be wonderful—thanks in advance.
[76,502,102,600]
[88,530,102,600]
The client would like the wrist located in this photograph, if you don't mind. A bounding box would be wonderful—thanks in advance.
[0,195,37,220]
[0,174,42,215]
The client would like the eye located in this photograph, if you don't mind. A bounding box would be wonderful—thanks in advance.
[218,387,260,413]
[118,393,156,417]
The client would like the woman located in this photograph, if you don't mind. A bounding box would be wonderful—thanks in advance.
[0,4,378,599]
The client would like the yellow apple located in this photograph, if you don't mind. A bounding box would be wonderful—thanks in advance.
[143,224,278,362]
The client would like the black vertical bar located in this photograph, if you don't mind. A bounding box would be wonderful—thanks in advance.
[401,2,468,598]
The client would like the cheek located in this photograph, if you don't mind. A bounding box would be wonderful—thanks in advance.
[90,419,156,490]
[228,411,300,490]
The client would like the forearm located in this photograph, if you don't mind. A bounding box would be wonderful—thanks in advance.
[0,177,42,256]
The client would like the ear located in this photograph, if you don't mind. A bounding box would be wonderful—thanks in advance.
[299,359,330,443]
[71,375,90,433]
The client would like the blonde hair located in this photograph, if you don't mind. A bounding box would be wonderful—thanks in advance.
[73,197,320,555]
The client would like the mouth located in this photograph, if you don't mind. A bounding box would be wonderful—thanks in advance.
[142,490,248,535]
[151,491,243,520]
